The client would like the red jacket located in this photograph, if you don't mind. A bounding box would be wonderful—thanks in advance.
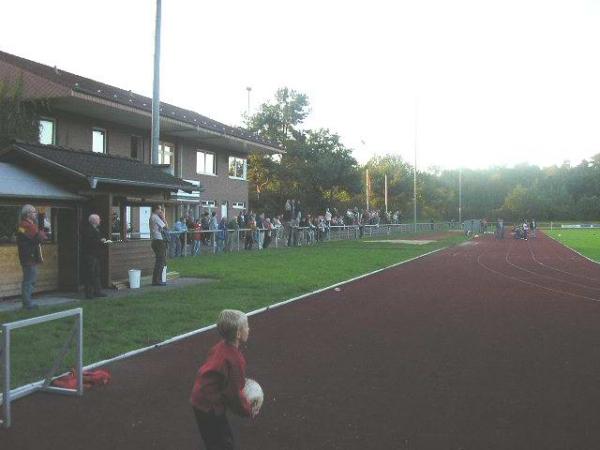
[16,219,47,266]
[190,340,252,417]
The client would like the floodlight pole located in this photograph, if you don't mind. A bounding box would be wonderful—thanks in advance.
[413,98,418,232]
[366,169,370,211]
[384,173,388,215]
[151,0,162,165]
[246,86,252,115]
[458,167,462,225]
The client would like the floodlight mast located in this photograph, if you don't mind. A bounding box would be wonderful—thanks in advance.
[151,0,162,165]
[413,98,418,232]
[458,167,462,224]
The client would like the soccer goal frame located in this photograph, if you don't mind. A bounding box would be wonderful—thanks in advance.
[1,308,83,429]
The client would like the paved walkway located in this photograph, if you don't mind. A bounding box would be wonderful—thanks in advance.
[0,277,212,313]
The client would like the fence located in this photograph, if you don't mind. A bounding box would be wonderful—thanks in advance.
[163,222,462,258]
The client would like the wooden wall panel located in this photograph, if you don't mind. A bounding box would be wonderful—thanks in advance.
[0,244,59,298]
[109,240,156,282]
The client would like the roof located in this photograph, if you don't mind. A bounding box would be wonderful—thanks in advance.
[0,49,282,152]
[0,162,84,201]
[2,142,197,193]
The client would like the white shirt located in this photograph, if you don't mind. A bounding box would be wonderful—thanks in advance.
[150,213,166,240]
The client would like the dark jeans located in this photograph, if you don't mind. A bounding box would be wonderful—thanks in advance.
[84,255,102,297]
[192,408,234,450]
[151,239,166,284]
[21,264,38,308]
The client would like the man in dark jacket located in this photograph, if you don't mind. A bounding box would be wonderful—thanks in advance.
[16,205,47,310]
[82,214,109,299]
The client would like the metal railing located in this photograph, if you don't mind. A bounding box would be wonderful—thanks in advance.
[161,222,462,258]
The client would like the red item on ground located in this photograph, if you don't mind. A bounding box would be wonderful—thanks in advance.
[51,369,111,389]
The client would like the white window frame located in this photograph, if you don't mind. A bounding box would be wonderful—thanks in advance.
[201,200,217,208]
[92,128,107,153]
[39,118,56,145]
[158,141,175,174]
[196,150,216,176]
[228,156,247,180]
[232,202,246,209]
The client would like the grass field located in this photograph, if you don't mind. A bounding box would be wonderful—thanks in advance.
[0,232,466,388]
[545,229,600,261]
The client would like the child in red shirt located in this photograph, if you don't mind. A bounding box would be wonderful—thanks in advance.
[190,310,260,450]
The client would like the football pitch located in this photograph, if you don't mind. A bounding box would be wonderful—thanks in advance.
[546,228,600,262]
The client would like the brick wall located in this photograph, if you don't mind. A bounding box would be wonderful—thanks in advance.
[179,140,249,219]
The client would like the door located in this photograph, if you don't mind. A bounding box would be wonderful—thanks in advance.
[139,207,151,239]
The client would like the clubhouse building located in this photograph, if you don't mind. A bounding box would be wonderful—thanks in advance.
[0,50,281,298]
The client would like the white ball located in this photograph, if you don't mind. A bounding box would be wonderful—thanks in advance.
[334,287,341,292]
[243,378,264,412]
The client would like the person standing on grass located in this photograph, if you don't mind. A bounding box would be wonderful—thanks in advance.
[530,219,537,238]
[149,205,168,286]
[263,217,273,249]
[216,217,227,253]
[190,310,260,450]
[192,218,202,256]
[16,204,47,310]
[82,214,110,299]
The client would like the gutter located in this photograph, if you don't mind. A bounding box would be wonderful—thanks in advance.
[91,176,195,193]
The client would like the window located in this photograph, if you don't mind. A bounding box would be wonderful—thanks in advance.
[92,128,106,153]
[39,118,55,145]
[0,205,55,244]
[232,202,246,209]
[201,200,216,208]
[196,151,216,175]
[159,142,174,174]
[130,136,140,159]
[228,157,247,179]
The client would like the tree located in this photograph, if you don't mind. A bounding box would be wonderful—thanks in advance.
[0,76,43,149]
[245,88,311,213]
[245,87,310,148]
[282,129,360,212]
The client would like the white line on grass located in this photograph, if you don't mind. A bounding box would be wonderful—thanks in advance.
[88,246,447,368]
[544,232,600,266]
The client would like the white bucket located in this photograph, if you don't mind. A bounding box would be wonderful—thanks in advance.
[128,269,141,289]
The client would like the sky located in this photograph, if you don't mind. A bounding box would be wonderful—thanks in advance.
[2,0,600,170]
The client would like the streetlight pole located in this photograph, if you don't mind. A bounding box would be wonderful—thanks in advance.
[413,98,418,233]
[151,0,162,165]
[458,167,462,225]
[384,173,388,215]
[246,86,252,115]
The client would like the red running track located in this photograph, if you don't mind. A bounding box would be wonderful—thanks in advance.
[2,232,600,449]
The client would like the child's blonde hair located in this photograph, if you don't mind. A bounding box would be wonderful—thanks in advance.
[217,309,248,342]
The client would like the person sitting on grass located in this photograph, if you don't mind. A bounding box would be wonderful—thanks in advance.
[190,310,260,450]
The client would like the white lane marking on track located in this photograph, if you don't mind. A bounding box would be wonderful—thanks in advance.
[527,239,600,284]
[504,244,600,291]
[476,243,600,303]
